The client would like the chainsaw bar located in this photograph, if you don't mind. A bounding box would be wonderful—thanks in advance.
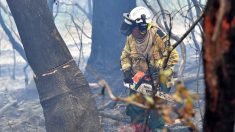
[124,83,175,102]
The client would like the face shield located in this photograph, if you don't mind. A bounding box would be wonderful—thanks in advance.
[120,13,136,36]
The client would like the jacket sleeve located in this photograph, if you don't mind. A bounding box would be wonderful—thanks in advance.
[166,47,179,70]
[120,38,132,71]
[154,28,179,71]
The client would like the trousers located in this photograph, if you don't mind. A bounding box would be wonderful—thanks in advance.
[126,84,170,131]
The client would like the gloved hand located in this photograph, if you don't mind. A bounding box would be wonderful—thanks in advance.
[159,68,173,86]
[159,68,173,78]
[147,65,160,81]
[123,70,133,84]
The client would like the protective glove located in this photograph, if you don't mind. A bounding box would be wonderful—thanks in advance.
[159,68,173,78]
[123,70,133,84]
[147,65,160,81]
[159,68,173,86]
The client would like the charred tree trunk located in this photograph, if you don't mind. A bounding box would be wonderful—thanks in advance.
[203,0,235,131]
[47,0,55,14]
[86,0,136,93]
[6,0,102,132]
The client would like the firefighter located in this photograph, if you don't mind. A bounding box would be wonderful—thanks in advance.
[120,6,179,131]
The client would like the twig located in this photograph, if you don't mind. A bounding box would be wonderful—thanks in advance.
[64,24,81,58]
[143,0,157,14]
[144,0,187,77]
[98,80,150,109]
[59,2,92,23]
[78,18,87,64]
[196,50,204,120]
[57,11,91,39]
[23,64,29,86]
[163,12,204,69]
[0,9,27,61]
[172,12,204,50]
[156,0,170,31]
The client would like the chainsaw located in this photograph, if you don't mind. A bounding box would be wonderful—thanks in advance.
[124,71,175,102]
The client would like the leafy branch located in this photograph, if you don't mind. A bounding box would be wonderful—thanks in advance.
[98,77,199,131]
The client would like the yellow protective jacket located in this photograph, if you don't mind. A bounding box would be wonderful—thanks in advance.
[120,26,179,75]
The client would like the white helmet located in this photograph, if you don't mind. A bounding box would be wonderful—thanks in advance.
[120,6,153,36]
[129,6,153,23]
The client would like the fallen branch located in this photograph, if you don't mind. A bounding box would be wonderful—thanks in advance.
[0,100,17,115]
[98,101,117,111]
[99,112,130,123]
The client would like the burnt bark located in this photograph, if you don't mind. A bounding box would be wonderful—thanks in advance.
[86,0,136,93]
[47,0,55,14]
[203,0,235,131]
[6,0,102,131]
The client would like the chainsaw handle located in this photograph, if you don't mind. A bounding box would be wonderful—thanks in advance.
[135,74,151,90]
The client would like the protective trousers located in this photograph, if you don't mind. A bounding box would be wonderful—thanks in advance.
[126,84,170,131]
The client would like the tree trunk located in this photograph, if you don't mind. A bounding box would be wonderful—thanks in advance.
[6,0,102,132]
[203,0,235,131]
[47,0,54,14]
[86,0,136,94]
